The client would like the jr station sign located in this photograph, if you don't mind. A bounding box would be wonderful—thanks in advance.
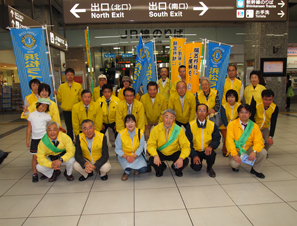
[63,0,288,24]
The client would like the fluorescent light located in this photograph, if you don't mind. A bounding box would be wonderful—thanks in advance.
[101,43,119,45]
[113,47,120,49]
[95,35,119,39]
[236,33,245,35]
[165,46,170,48]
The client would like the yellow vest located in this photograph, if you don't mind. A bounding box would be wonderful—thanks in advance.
[78,130,104,163]
[57,82,82,111]
[96,95,120,124]
[244,84,266,105]
[168,91,196,124]
[25,93,38,106]
[189,119,214,152]
[140,93,167,124]
[219,102,240,130]
[254,100,276,130]
[119,128,143,156]
[197,89,217,110]
[158,78,171,101]
[221,78,242,105]
[72,101,103,135]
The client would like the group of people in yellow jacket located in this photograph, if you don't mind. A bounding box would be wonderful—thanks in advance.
[22,64,277,181]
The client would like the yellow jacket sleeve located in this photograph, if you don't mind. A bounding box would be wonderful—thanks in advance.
[137,103,145,131]
[116,102,125,132]
[60,133,75,162]
[226,122,238,156]
[159,98,167,123]
[147,126,159,157]
[56,85,62,103]
[178,129,191,159]
[95,105,103,132]
[189,95,196,122]
[72,104,80,136]
[36,141,53,168]
[51,102,61,126]
[252,125,265,152]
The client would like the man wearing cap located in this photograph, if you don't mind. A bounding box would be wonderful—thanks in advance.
[72,89,103,138]
[94,74,115,101]
[36,121,76,182]
[74,119,111,181]
[118,76,140,101]
[158,67,171,102]
[116,87,145,132]
[168,81,196,129]
[53,68,82,140]
[147,109,190,177]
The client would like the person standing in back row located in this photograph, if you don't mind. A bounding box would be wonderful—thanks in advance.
[54,68,82,140]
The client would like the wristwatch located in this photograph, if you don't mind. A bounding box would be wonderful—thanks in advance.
[59,157,63,162]
[253,150,257,153]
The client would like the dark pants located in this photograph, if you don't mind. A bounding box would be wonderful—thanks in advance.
[176,121,189,130]
[286,97,291,108]
[125,166,147,175]
[63,111,73,140]
[101,122,118,138]
[149,150,189,174]
[190,150,216,171]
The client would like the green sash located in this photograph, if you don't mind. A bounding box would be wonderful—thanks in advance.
[158,124,181,152]
[234,120,254,155]
[41,134,66,153]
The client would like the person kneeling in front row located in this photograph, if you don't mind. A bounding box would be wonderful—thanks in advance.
[186,104,221,178]
[74,119,111,181]
[36,121,75,182]
[147,109,190,177]
[226,104,267,179]
[115,114,148,181]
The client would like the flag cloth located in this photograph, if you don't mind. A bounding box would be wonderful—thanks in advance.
[185,42,203,94]
[142,41,157,94]
[206,42,231,103]
[10,28,54,103]
[133,36,148,95]
[170,38,186,83]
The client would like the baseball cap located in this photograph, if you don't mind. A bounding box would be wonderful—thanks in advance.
[98,74,107,80]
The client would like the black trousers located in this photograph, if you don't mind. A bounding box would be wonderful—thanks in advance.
[101,122,118,138]
[149,150,189,174]
[176,121,189,130]
[190,150,216,171]
[63,111,73,140]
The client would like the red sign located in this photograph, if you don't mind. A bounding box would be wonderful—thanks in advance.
[74,76,83,83]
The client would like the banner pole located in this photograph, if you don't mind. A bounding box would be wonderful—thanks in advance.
[169,36,171,96]
[153,38,158,82]
[44,25,57,104]
[203,38,208,78]
[85,26,94,100]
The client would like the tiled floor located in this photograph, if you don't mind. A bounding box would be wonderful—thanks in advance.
[1,107,297,226]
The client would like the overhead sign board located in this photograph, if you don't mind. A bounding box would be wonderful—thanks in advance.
[63,0,288,24]
[104,54,116,58]
[0,5,68,51]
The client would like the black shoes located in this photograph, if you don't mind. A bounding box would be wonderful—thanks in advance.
[207,168,216,178]
[101,174,108,181]
[32,173,38,183]
[40,174,48,180]
[232,168,239,172]
[156,162,167,177]
[79,171,94,181]
[0,152,9,165]
[171,163,184,177]
[250,167,265,179]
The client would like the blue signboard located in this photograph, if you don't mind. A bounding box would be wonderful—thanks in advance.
[104,54,116,58]
[122,53,133,58]
[10,28,54,103]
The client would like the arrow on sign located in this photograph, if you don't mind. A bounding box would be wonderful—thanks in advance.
[70,3,86,18]
[10,10,14,18]
[193,2,208,16]
[11,20,15,27]
[278,0,285,8]
[277,10,285,18]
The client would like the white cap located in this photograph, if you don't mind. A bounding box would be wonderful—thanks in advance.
[98,74,107,80]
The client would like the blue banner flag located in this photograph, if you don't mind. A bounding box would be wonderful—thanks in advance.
[142,41,157,94]
[10,28,54,103]
[133,36,148,95]
[206,42,231,103]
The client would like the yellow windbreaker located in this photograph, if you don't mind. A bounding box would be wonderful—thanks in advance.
[25,93,38,106]
[94,87,115,102]
[72,101,103,135]
[244,84,266,105]
[117,87,140,101]
[96,95,120,124]
[116,99,145,132]
[197,89,217,110]
[21,99,61,126]
[140,93,167,124]
[56,82,82,111]
[147,122,190,159]
[226,118,264,156]
[37,132,75,168]
[168,91,196,124]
